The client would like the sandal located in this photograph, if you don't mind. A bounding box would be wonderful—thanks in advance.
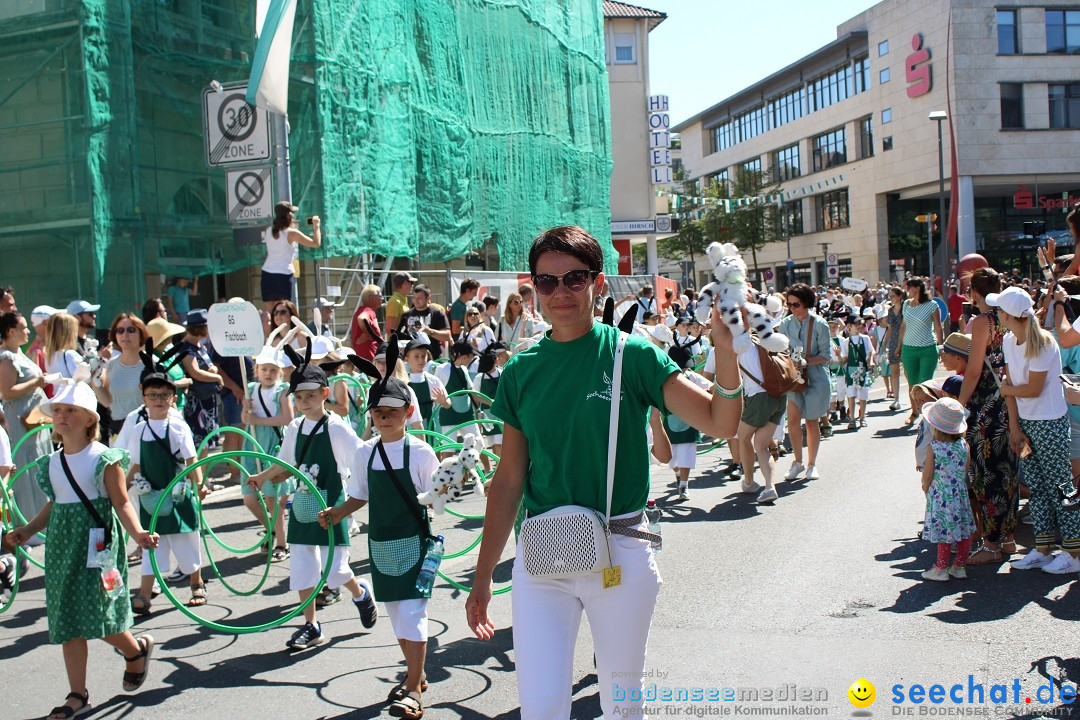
[967,546,1006,566]
[387,675,428,703]
[271,546,290,562]
[131,594,153,616]
[388,691,424,719]
[47,690,90,719]
[122,634,155,692]
[1001,541,1017,555]
[188,584,208,607]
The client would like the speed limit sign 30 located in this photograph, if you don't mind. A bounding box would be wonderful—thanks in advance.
[203,81,272,168]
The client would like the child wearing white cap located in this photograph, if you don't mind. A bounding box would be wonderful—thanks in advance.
[9,381,158,718]
[240,346,294,562]
[989,286,1080,574]
[919,397,976,581]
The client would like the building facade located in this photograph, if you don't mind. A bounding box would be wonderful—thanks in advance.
[674,0,1080,288]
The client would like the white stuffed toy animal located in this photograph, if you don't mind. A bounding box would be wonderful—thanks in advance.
[695,242,788,354]
[129,474,151,497]
[743,302,789,353]
[418,433,486,514]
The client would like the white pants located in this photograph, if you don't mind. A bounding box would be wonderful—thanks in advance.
[141,532,201,576]
[846,384,869,401]
[512,517,662,720]
[289,544,353,591]
[668,443,697,471]
[385,598,429,642]
[833,375,847,403]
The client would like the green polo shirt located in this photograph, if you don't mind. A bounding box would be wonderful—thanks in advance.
[491,321,679,517]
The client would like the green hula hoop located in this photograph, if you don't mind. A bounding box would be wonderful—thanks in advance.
[696,437,727,456]
[431,389,494,432]
[147,450,334,634]
[4,462,48,557]
[429,441,499,521]
[10,423,52,459]
[195,456,272,556]
[328,374,368,435]
[195,425,262,456]
[0,546,28,615]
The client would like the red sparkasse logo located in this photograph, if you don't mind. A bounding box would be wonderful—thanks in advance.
[906,33,932,98]
[1013,184,1079,209]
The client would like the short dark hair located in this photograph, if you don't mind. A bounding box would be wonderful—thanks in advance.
[483,295,499,308]
[413,283,431,297]
[785,283,815,309]
[1068,206,1080,236]
[0,311,22,340]
[460,279,480,293]
[528,226,603,275]
[141,298,164,324]
[0,286,13,299]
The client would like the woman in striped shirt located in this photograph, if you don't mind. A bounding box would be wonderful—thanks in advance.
[898,277,944,424]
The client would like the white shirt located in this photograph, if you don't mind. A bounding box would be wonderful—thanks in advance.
[277,413,361,475]
[409,371,446,395]
[346,435,439,502]
[115,405,185,452]
[47,349,83,378]
[468,324,496,354]
[1002,332,1067,421]
[128,417,197,466]
[261,227,298,275]
[251,384,286,419]
[48,442,114,504]
[434,361,472,389]
[838,335,875,363]
[0,424,12,470]
[703,347,715,374]
[736,344,767,397]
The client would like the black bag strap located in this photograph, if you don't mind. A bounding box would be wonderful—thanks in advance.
[376,440,436,541]
[144,419,181,466]
[59,452,112,547]
[257,386,283,442]
[296,415,329,468]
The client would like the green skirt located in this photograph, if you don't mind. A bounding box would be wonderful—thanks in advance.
[44,500,133,644]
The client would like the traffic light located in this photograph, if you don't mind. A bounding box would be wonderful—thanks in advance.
[915,213,938,223]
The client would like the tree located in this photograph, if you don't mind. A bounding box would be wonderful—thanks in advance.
[703,167,782,277]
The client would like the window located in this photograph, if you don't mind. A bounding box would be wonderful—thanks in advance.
[997,10,1019,54]
[710,122,734,154]
[883,136,893,151]
[1049,83,1080,128]
[808,64,853,112]
[1000,83,1024,128]
[706,170,728,189]
[741,158,762,190]
[812,128,847,172]
[859,117,874,159]
[768,86,806,129]
[878,39,889,56]
[816,189,850,231]
[772,144,801,182]
[734,105,769,144]
[613,33,636,63]
[882,107,892,123]
[781,200,804,236]
[1046,10,1080,54]
[854,56,871,94]
[879,67,891,84]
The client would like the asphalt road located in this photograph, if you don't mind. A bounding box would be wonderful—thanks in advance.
[4,387,1080,720]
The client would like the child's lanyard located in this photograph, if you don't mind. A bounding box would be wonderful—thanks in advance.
[257,386,283,442]
[59,452,112,547]
[296,415,330,468]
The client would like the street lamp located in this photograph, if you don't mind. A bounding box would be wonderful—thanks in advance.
[929,111,948,287]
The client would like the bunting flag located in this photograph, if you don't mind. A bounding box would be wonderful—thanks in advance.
[656,173,847,210]
[246,0,297,115]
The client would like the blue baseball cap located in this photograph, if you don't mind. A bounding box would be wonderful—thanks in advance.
[941,375,964,398]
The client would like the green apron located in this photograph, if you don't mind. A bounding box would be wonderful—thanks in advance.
[440,365,474,427]
[479,373,500,438]
[843,337,871,386]
[137,421,197,535]
[366,439,431,601]
[287,416,348,547]
[663,409,701,445]
[408,375,435,424]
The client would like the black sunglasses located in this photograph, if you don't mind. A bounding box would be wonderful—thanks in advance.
[532,269,598,296]
[115,326,139,335]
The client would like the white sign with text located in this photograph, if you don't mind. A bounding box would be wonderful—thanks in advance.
[208,301,264,357]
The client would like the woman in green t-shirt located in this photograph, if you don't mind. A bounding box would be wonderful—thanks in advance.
[465,226,743,720]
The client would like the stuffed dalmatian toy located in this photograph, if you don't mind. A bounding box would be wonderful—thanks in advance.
[129,473,151,497]
[417,433,485,514]
[694,242,788,354]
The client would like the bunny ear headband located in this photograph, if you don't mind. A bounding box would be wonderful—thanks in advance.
[477,341,509,375]
[600,296,638,334]
[352,332,411,409]
[138,337,180,388]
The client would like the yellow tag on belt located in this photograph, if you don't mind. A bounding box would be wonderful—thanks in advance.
[602,565,622,589]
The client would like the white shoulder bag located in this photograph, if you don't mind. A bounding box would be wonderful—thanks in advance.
[518,332,629,582]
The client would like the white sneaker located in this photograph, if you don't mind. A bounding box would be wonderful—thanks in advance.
[677,483,689,501]
[757,487,778,503]
[740,479,762,494]
[1012,548,1054,570]
[947,565,967,579]
[1041,552,1080,574]
[922,566,950,582]
[784,462,805,480]
[804,464,820,480]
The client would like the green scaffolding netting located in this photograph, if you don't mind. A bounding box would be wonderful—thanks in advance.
[0,0,613,321]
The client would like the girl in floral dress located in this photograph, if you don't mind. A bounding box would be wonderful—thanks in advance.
[10,381,158,719]
[920,398,976,582]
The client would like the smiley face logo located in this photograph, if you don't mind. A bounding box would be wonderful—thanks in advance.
[848,678,876,708]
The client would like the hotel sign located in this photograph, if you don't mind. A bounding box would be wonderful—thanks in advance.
[612,220,656,234]
[648,94,672,184]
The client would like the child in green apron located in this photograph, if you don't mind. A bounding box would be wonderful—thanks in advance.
[404,336,450,430]
[824,315,845,436]
[840,316,876,430]
[10,381,158,720]
[126,368,207,613]
[245,344,375,650]
[321,352,441,720]
[471,342,510,471]
[241,347,294,562]
[434,341,478,444]
[664,340,704,500]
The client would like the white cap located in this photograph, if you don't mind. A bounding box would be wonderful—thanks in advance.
[985,287,1034,318]
[315,297,343,308]
[649,323,673,346]
[41,381,100,422]
[66,300,100,315]
[308,335,336,360]
[31,305,58,326]
[254,346,285,367]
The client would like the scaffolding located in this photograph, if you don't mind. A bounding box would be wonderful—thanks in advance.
[0,0,613,320]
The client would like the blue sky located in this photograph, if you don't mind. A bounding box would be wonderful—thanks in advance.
[644,0,882,125]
